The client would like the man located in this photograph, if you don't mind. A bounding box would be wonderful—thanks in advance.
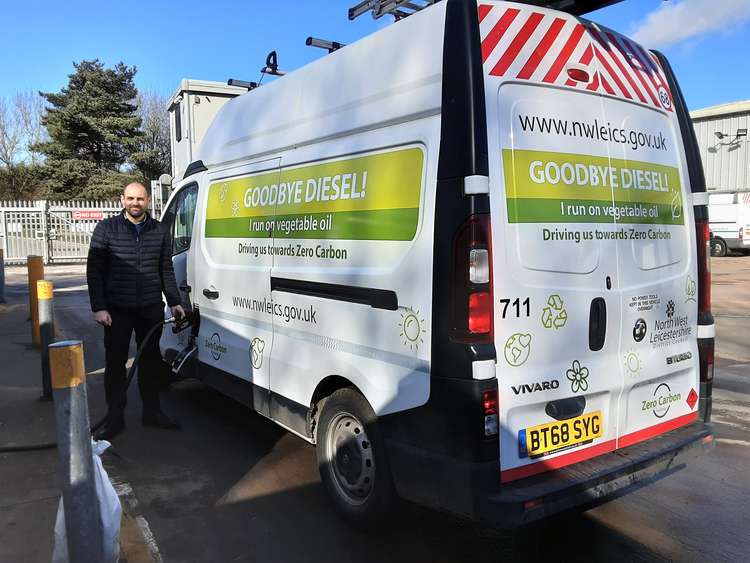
[87,182,185,440]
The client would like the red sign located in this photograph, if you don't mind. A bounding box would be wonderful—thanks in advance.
[72,210,105,220]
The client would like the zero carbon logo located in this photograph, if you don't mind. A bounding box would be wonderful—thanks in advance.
[633,318,647,342]
[205,332,227,361]
[642,382,681,419]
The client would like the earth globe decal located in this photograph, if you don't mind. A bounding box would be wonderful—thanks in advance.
[504,333,531,367]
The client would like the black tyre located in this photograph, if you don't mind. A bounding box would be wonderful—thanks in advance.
[316,387,395,526]
[711,237,727,257]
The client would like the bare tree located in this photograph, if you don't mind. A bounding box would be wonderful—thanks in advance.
[0,91,47,198]
[131,90,171,182]
[15,90,47,164]
[0,91,46,168]
[0,97,22,168]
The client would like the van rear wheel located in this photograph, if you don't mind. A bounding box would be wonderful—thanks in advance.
[316,388,395,526]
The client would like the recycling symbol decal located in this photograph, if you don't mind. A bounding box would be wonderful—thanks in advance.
[541,294,568,330]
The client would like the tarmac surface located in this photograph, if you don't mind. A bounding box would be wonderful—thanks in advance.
[1,257,749,562]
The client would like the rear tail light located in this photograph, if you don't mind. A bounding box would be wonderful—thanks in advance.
[451,214,493,343]
[695,219,711,313]
[469,292,492,333]
[483,389,499,437]
[740,227,744,243]
[469,249,490,284]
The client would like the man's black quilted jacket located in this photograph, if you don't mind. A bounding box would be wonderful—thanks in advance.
[86,211,181,312]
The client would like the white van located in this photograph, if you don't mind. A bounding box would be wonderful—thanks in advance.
[159,0,715,527]
[708,191,750,256]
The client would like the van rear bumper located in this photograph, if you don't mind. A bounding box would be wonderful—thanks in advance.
[386,421,713,528]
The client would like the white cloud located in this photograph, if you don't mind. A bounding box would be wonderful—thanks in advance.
[631,0,750,49]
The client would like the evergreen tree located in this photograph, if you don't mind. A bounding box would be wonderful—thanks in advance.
[34,60,144,199]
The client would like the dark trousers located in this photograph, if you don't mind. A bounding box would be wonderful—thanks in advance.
[104,304,165,420]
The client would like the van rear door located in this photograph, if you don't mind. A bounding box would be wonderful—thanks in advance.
[480,1,622,481]
[594,27,700,448]
[479,1,700,480]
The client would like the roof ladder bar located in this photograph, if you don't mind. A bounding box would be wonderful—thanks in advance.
[348,0,439,20]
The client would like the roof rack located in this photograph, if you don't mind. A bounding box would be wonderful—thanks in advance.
[348,0,439,20]
[348,0,624,20]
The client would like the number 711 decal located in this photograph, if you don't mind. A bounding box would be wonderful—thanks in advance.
[500,298,530,318]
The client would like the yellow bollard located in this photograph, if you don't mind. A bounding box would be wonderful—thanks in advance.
[49,340,86,390]
[27,255,44,347]
[38,280,55,399]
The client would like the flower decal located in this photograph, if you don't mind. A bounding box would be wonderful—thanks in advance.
[566,360,589,394]
[231,200,240,217]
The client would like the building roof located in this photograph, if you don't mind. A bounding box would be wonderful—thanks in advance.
[690,100,750,121]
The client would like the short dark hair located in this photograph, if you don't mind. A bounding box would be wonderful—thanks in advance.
[122,182,151,198]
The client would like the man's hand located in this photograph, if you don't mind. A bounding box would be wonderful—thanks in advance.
[171,304,186,320]
[94,310,112,327]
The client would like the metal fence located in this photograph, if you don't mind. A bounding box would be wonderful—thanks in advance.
[0,200,121,264]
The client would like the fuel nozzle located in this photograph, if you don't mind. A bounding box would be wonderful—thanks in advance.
[172,310,196,334]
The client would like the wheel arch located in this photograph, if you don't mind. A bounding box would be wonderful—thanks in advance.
[308,375,366,442]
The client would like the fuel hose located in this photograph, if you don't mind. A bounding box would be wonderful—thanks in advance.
[0,315,187,453]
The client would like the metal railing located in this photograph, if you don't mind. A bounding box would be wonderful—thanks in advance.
[0,200,121,264]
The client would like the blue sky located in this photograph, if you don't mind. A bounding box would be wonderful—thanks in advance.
[1,0,748,110]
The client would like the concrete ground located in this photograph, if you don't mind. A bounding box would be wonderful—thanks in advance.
[0,299,59,563]
[1,258,748,562]
[0,266,153,563]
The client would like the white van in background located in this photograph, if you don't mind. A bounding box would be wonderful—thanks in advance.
[709,191,750,256]
[159,0,714,527]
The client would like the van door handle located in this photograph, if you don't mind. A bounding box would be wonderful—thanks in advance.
[202,288,219,300]
[589,297,607,351]
[179,282,191,293]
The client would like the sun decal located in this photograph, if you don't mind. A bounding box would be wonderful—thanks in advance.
[624,349,643,378]
[399,308,426,351]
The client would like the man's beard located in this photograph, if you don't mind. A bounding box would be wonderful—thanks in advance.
[127,207,145,218]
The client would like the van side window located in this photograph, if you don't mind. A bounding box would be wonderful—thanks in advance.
[168,184,198,255]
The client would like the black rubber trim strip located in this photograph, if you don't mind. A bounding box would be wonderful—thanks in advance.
[183,160,207,179]
[437,0,488,180]
[271,277,398,311]
[651,52,706,197]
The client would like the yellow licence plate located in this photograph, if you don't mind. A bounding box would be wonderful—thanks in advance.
[520,411,603,459]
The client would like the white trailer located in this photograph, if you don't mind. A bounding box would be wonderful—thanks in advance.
[168,80,247,181]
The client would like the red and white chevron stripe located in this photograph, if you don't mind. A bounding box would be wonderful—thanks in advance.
[478,3,673,112]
